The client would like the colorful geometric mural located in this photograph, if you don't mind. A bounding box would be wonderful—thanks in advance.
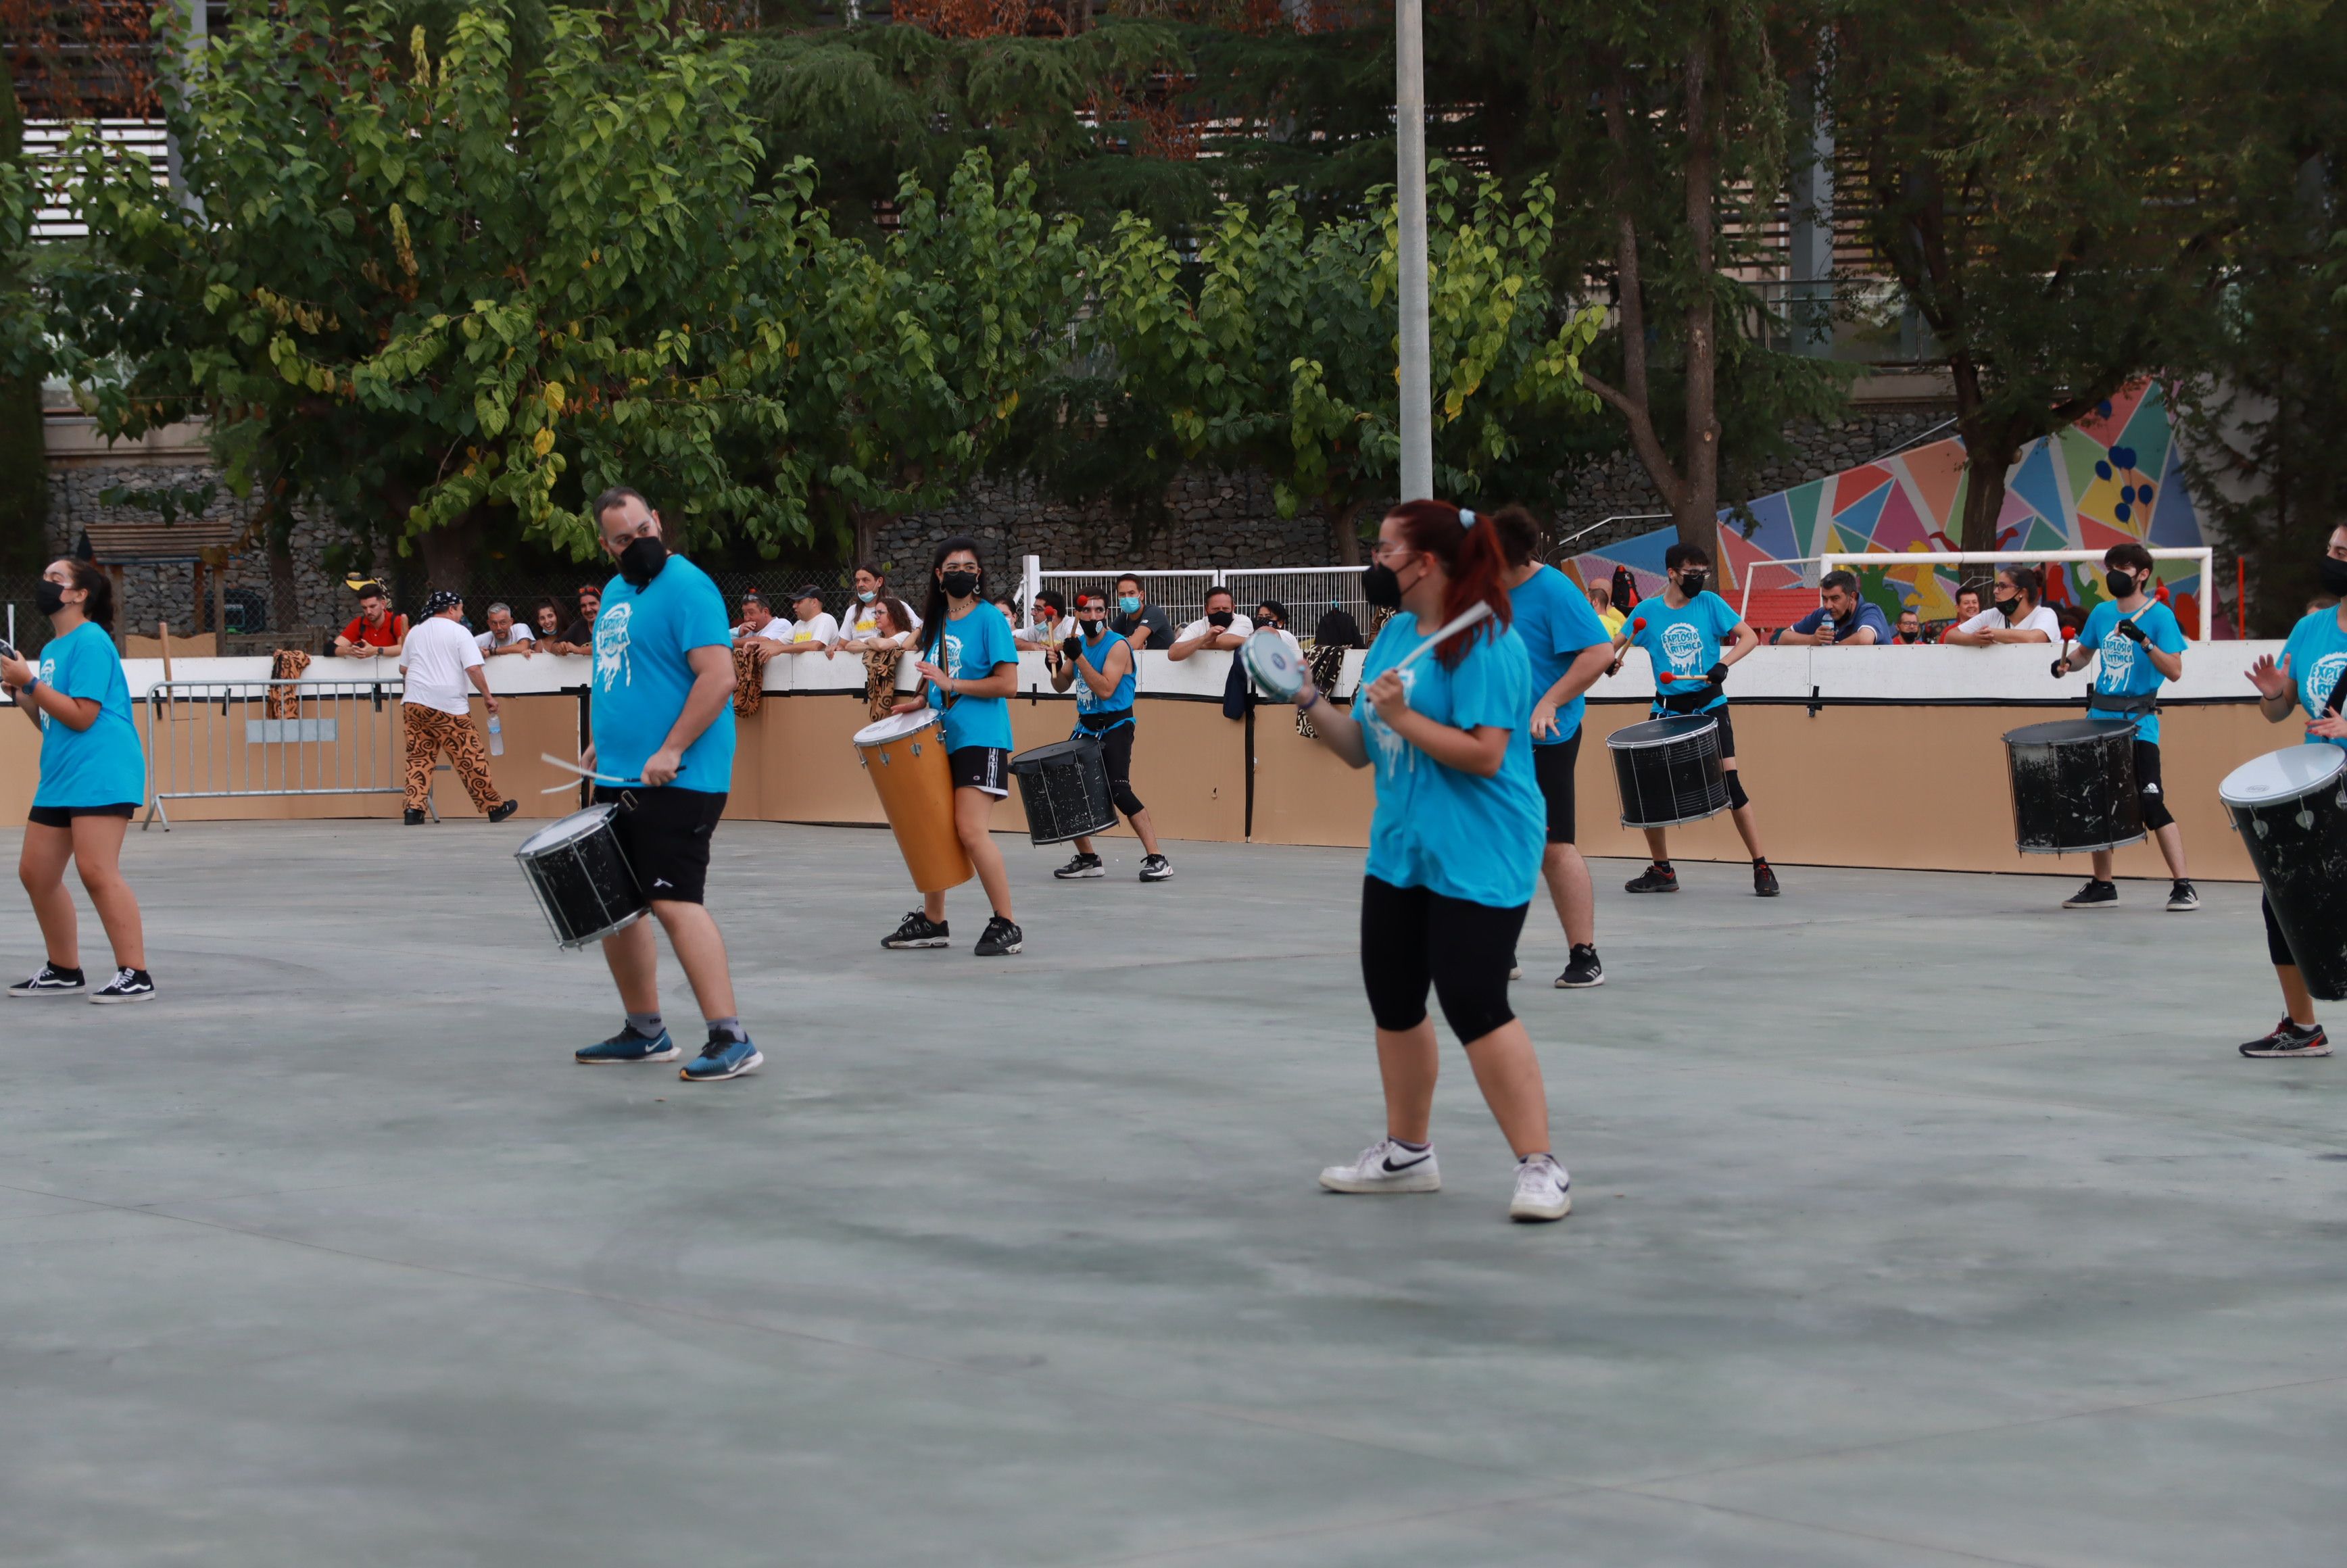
[1564,381,2210,635]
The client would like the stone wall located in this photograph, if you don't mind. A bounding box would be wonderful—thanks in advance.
[876,470,1336,574]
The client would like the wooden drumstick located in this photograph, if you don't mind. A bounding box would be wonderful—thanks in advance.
[1386,601,1497,675]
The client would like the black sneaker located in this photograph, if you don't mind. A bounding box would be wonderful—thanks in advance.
[881,910,949,950]
[1624,862,1678,893]
[487,800,521,824]
[90,968,155,1005]
[975,914,1023,956]
[1138,854,1173,882]
[1054,852,1104,879]
[1753,860,1781,898]
[1556,945,1605,988]
[2166,879,2200,912]
[403,808,426,825]
[2240,1019,2330,1058]
[2062,879,2119,910]
[7,962,84,998]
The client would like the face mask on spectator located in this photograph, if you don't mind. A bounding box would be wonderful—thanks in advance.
[1118,594,1141,613]
[857,590,877,604]
[1994,592,2021,619]
[1207,610,1234,629]
[1897,629,1920,643]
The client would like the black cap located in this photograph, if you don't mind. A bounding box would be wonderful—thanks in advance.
[790,584,825,604]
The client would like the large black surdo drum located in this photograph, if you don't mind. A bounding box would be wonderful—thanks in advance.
[515,804,648,948]
[1608,715,1731,828]
[2221,745,2347,1000]
[2002,718,2144,854]
[1009,735,1120,846]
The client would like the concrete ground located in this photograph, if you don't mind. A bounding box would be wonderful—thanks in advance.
[1,820,2343,1568]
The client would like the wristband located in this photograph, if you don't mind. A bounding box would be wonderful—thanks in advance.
[1298,688,1322,713]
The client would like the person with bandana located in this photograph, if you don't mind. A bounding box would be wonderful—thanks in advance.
[570,487,760,1083]
[2051,541,2196,912]
[2236,522,2347,1058]
[1046,589,1172,883]
[879,535,1024,957]
[1290,499,1572,1223]
[1614,541,1779,897]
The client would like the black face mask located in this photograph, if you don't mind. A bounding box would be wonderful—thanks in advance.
[1361,561,1403,610]
[940,570,979,600]
[617,535,667,589]
[1078,616,1104,636]
[2319,557,2347,597]
[2105,570,2137,599]
[34,580,68,617]
[1994,594,2022,620]
[1678,572,1707,596]
[1206,610,1234,629]
[1897,630,1920,643]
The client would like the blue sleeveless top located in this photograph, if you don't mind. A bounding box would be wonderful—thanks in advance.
[1070,627,1136,733]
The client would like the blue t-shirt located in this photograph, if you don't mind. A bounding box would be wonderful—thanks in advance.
[30,621,145,809]
[1624,589,1741,714]
[1789,602,1893,643]
[1359,614,1545,910]
[2281,606,2347,752]
[589,556,735,794]
[1069,627,1135,733]
[926,600,1018,754]
[2078,598,2186,744]
[1507,564,1612,745]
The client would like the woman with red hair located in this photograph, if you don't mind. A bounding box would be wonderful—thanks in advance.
[1290,500,1569,1222]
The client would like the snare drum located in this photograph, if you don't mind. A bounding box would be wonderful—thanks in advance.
[515,804,648,948]
[1607,715,1730,827]
[2002,718,2143,854]
[1009,737,1119,846]
[2221,745,2347,999]
[853,708,973,893]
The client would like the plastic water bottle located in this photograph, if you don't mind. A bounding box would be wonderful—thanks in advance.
[487,715,504,756]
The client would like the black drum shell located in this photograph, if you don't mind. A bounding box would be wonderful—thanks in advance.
[2002,719,2144,854]
[1009,736,1120,846]
[516,807,648,948]
[2225,753,2347,1000]
[1607,716,1730,829]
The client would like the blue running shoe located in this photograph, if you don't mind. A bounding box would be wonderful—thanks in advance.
[575,1025,677,1064]
[681,1033,763,1083]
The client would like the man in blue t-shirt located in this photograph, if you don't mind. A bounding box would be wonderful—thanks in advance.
[1495,510,1617,988]
[569,486,760,1083]
[2052,541,2196,913]
[2240,520,2347,1059]
[1775,569,1893,645]
[1615,542,1779,897]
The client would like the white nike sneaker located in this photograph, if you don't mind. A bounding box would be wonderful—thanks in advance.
[1318,1137,1441,1194]
[1509,1154,1572,1223]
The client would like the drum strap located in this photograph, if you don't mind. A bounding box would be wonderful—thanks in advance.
[1076,708,1134,733]
[1658,683,1722,715]
[2086,691,2158,718]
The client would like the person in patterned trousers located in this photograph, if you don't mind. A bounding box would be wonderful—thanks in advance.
[396,590,519,826]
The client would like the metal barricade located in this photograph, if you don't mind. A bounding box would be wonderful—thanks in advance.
[1034,568,1217,629]
[1222,567,1370,637]
[143,678,410,829]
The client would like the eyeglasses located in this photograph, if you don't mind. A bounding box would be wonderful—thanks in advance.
[1370,541,1418,564]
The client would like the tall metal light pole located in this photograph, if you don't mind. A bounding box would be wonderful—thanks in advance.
[1395,0,1432,503]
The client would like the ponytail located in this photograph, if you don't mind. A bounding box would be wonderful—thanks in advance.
[1383,499,1513,667]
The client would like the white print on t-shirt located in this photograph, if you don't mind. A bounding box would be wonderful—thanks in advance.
[2098,630,2137,687]
[1661,620,1703,676]
[944,631,965,676]
[2308,652,2347,714]
[596,602,634,691]
[1362,664,1420,777]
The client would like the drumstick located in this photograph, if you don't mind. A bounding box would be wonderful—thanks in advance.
[538,752,682,787]
[1612,614,1647,650]
[1387,602,1497,675]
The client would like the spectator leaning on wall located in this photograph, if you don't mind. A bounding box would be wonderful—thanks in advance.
[1775,570,1892,645]
[1893,608,1925,644]
[1944,566,2061,646]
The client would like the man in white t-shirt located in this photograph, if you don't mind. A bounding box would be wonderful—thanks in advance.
[397,590,516,826]
[1166,585,1255,662]
[1944,565,2062,645]
[475,602,537,657]
[768,585,838,656]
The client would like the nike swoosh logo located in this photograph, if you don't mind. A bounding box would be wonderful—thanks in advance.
[1382,1154,1430,1172]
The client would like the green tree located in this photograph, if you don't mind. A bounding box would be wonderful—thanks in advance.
[0,66,47,574]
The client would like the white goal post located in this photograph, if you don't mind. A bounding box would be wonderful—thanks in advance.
[1818,549,2214,640]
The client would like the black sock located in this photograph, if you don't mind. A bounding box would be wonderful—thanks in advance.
[706,1016,747,1043]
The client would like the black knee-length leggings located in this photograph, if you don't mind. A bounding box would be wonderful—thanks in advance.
[1359,876,1528,1044]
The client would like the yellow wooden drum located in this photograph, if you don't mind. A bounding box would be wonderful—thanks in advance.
[852,708,973,893]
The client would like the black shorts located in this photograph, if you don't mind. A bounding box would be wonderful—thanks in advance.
[593,785,727,905]
[1359,876,1528,1045]
[27,802,136,829]
[950,745,1010,797]
[2132,739,2175,831]
[1532,731,1579,844]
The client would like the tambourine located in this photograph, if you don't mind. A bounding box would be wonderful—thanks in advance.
[1240,629,1307,700]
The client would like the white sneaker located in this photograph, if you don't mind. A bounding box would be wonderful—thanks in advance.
[1509,1154,1572,1222]
[1318,1137,1441,1194]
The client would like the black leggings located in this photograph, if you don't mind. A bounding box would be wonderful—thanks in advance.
[1359,876,1528,1044]
[1094,720,1144,818]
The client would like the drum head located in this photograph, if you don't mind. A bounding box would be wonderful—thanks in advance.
[1240,631,1306,700]
[1011,737,1097,770]
[1607,715,1719,750]
[2003,718,2136,746]
[853,708,940,748]
[2220,743,2347,806]
[516,804,618,855]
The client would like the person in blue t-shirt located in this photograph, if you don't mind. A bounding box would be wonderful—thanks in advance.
[1614,541,1779,896]
[2239,521,2347,1058]
[1,560,154,1003]
[879,536,1024,958]
[569,487,760,1083]
[1290,499,1571,1224]
[2051,541,2196,912]
[1493,506,1616,990]
[1774,569,1893,645]
[1045,588,1171,883]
